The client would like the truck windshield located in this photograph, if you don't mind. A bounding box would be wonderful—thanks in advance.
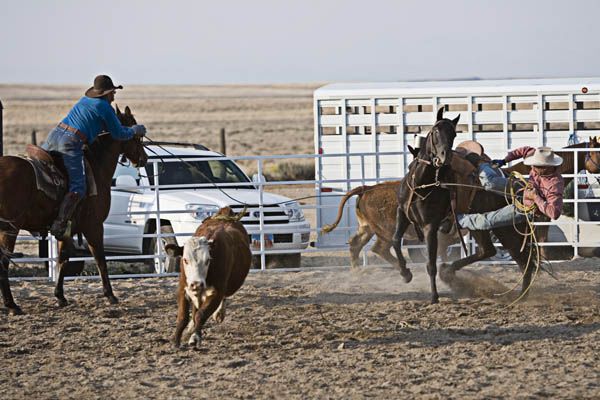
[145,157,253,189]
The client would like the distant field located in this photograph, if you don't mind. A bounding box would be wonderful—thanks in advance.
[0,84,320,158]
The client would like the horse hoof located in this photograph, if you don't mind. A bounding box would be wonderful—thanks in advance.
[431,297,439,305]
[401,269,413,283]
[57,298,68,308]
[107,295,119,305]
[8,306,24,316]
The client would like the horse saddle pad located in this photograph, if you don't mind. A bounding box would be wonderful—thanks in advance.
[22,144,97,201]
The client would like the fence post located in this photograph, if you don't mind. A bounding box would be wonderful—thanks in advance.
[219,128,226,155]
[31,129,37,146]
[0,99,3,156]
[257,158,266,270]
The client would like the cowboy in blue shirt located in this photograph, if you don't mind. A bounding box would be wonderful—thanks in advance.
[42,75,146,239]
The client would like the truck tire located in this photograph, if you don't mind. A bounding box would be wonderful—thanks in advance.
[143,224,178,272]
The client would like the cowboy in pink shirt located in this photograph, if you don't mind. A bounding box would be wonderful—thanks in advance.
[504,146,564,219]
[455,146,564,231]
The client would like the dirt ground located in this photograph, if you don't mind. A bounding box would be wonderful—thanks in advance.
[1,84,599,398]
[1,260,599,399]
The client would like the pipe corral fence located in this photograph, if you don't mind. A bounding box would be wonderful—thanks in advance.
[6,147,600,282]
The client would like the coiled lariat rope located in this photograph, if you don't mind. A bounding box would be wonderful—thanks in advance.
[493,171,543,307]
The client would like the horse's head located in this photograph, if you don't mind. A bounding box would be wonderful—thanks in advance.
[585,136,600,174]
[116,105,148,168]
[421,107,460,167]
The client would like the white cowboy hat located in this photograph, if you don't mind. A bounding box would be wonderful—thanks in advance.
[523,146,563,167]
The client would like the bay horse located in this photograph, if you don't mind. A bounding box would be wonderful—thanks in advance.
[0,106,148,315]
[390,107,460,303]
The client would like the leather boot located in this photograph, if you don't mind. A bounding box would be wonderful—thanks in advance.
[50,192,81,239]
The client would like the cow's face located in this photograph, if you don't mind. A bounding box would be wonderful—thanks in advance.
[182,236,213,308]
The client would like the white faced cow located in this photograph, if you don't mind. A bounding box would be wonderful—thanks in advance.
[168,207,251,348]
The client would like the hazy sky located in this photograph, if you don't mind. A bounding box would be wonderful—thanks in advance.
[1,0,599,85]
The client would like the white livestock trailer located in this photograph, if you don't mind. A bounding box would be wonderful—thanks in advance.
[314,78,600,250]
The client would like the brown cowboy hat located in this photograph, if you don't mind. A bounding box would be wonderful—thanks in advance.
[85,75,123,98]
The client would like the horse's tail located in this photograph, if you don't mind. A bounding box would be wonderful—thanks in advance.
[321,186,368,234]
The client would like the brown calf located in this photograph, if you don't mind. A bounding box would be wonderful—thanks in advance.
[167,207,251,348]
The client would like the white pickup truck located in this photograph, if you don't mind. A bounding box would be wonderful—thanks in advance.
[103,143,311,269]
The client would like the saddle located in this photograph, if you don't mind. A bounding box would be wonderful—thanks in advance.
[22,144,97,201]
[449,140,494,214]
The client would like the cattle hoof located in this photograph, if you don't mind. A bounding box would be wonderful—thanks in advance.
[213,311,225,324]
[8,305,24,316]
[57,297,68,308]
[188,333,201,349]
[107,295,119,305]
[400,269,413,283]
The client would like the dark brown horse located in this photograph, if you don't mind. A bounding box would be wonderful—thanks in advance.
[391,108,550,304]
[436,141,600,298]
[390,108,460,303]
[0,106,148,315]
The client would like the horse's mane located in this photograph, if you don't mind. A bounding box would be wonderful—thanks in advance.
[84,133,116,166]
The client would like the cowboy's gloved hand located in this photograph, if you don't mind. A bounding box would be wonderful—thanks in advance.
[492,159,506,167]
[131,124,146,138]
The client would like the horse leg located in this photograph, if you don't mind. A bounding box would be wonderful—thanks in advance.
[348,224,374,268]
[0,231,22,315]
[441,231,496,277]
[84,226,118,304]
[423,224,440,304]
[371,238,399,268]
[391,206,413,283]
[54,239,73,307]
[491,225,537,298]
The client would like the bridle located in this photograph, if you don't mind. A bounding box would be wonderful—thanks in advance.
[405,122,454,203]
[121,135,147,168]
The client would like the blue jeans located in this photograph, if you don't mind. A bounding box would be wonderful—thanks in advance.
[42,127,86,196]
[457,204,528,230]
[478,162,507,194]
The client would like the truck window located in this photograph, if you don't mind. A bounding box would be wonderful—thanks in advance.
[111,159,141,186]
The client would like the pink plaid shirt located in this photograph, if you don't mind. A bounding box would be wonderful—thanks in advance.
[505,146,564,220]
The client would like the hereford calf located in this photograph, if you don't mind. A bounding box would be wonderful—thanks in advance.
[167,207,251,348]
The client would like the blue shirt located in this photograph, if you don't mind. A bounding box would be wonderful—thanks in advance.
[61,96,134,143]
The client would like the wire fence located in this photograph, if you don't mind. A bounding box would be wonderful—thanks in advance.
[7,147,600,282]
